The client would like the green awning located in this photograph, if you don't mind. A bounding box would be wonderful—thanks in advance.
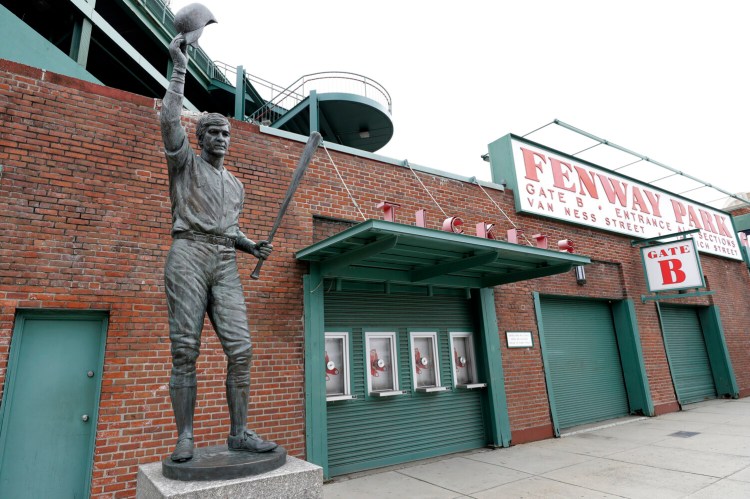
[296,220,590,288]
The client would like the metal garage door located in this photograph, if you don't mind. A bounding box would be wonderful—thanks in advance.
[659,305,716,404]
[540,297,629,429]
[324,288,487,476]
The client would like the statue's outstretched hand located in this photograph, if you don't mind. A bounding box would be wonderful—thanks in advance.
[169,34,188,71]
[253,241,273,260]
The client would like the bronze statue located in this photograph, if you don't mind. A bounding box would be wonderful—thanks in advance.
[160,28,276,462]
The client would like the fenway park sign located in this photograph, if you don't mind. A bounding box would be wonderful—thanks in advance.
[495,136,742,261]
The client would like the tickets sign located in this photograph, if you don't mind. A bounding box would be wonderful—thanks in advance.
[492,136,742,260]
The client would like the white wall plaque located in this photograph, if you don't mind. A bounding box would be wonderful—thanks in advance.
[506,331,533,348]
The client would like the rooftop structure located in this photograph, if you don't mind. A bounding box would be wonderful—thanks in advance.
[0,0,393,152]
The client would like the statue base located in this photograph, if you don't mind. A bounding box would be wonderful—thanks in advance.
[162,445,286,481]
[137,449,322,499]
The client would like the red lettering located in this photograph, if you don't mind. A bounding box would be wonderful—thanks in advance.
[699,209,717,234]
[714,214,733,238]
[659,259,686,285]
[596,173,629,207]
[377,201,400,222]
[521,147,546,182]
[442,216,464,234]
[549,157,576,192]
[687,206,703,230]
[671,200,687,224]
[631,187,650,215]
[574,166,599,199]
[644,191,662,217]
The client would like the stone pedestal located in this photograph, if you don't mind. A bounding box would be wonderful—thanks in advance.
[137,455,323,499]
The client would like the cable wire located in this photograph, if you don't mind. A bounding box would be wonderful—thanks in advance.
[322,144,367,221]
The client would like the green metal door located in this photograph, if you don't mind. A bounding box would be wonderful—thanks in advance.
[659,305,716,404]
[540,297,629,429]
[0,312,107,499]
[324,287,486,476]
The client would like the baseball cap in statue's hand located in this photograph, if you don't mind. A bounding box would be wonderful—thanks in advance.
[173,3,217,47]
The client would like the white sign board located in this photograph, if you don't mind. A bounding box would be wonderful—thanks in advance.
[507,138,742,260]
[640,239,705,292]
[506,331,534,348]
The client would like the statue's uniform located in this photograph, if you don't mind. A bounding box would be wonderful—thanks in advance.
[164,135,251,390]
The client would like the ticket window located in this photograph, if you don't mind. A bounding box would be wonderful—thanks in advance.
[450,332,486,389]
[325,332,354,401]
[365,332,404,397]
[410,332,448,393]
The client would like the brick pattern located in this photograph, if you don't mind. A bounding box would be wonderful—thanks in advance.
[2,61,750,496]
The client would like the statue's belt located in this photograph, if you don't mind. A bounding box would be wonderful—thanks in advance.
[173,231,235,248]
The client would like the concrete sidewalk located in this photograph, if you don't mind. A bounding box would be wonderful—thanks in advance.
[323,397,750,498]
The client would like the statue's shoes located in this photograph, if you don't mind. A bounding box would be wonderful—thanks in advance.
[227,430,278,453]
[171,437,194,462]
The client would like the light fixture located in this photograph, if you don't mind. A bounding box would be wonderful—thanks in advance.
[359,128,370,139]
[574,265,586,285]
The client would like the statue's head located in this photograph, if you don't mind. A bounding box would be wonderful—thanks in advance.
[196,113,230,144]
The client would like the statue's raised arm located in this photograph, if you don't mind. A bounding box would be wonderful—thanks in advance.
[160,35,188,152]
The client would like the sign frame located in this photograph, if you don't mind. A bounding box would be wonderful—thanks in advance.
[506,331,534,349]
[488,134,743,261]
[639,238,706,293]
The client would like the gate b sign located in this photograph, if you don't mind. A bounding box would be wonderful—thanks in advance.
[640,239,705,292]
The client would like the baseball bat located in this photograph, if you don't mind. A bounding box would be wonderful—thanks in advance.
[251,131,323,279]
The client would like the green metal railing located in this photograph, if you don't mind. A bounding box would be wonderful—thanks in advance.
[249,72,392,125]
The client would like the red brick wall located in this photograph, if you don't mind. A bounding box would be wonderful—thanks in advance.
[2,60,750,496]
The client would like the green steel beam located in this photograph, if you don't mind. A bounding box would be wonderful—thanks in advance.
[271,96,309,130]
[611,300,654,416]
[630,229,701,247]
[234,65,245,120]
[698,306,739,398]
[68,0,198,111]
[477,288,511,447]
[481,264,573,288]
[320,236,398,275]
[533,292,561,436]
[303,267,328,476]
[641,290,715,303]
[323,267,482,289]
[309,90,319,134]
[410,252,497,283]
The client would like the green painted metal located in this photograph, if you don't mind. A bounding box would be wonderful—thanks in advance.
[537,296,629,430]
[734,213,750,232]
[234,65,246,120]
[0,311,108,498]
[411,251,497,282]
[303,268,328,476]
[533,292,561,436]
[296,220,590,289]
[0,5,101,84]
[267,91,393,152]
[641,290,715,303]
[630,229,700,247]
[324,288,486,476]
[67,0,199,111]
[309,90,319,134]
[697,306,739,398]
[611,300,654,416]
[477,288,511,447]
[481,264,574,288]
[656,304,717,404]
[320,235,398,275]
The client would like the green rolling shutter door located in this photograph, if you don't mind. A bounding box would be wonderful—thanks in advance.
[325,290,486,476]
[659,305,716,404]
[540,297,629,429]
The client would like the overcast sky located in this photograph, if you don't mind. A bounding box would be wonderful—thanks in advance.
[168,0,749,204]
